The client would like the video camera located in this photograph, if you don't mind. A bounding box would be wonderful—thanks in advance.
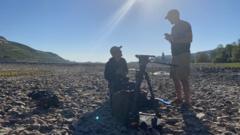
[135,55,156,62]
[136,54,177,67]
[135,55,155,69]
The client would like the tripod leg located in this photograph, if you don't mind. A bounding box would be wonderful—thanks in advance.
[144,72,162,119]
[144,72,155,99]
[135,71,144,91]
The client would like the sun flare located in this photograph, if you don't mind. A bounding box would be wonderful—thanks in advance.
[93,0,163,49]
[105,0,163,36]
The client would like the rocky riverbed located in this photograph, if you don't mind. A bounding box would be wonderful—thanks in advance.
[0,63,239,135]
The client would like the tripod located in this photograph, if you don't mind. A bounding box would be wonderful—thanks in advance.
[135,55,155,99]
[128,55,157,125]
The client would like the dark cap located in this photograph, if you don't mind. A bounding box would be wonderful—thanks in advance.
[165,9,180,19]
[110,46,122,55]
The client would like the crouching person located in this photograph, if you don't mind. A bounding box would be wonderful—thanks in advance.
[104,46,133,108]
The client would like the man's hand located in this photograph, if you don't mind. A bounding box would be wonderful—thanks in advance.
[164,33,173,43]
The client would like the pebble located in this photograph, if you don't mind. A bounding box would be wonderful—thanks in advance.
[196,113,205,119]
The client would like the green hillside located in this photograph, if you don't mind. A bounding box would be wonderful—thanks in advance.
[0,39,67,63]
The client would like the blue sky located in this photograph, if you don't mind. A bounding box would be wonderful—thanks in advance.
[0,0,239,62]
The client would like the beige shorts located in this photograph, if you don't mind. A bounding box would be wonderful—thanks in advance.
[170,53,191,80]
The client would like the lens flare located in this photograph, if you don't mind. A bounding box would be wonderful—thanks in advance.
[90,0,137,56]
[90,0,163,59]
[97,0,137,42]
[106,0,137,36]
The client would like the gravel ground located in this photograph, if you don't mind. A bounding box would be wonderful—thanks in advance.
[0,64,239,135]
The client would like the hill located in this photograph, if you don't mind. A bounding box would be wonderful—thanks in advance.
[0,37,68,63]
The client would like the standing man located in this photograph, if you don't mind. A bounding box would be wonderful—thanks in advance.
[164,9,193,106]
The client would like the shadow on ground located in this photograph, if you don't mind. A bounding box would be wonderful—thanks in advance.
[71,101,132,135]
[180,105,212,135]
[71,100,212,135]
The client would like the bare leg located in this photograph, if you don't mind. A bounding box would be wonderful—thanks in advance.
[173,78,183,103]
[181,78,191,105]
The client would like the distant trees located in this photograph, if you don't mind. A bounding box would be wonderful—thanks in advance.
[231,45,240,62]
[154,52,172,63]
[195,52,211,63]
[211,44,228,63]
[212,42,240,63]
[161,52,165,62]
[195,39,240,63]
